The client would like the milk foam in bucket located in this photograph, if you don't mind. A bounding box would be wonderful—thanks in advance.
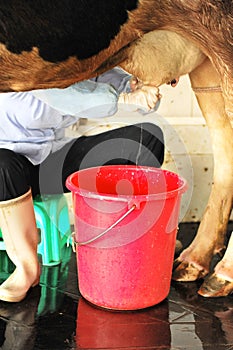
[66,165,187,310]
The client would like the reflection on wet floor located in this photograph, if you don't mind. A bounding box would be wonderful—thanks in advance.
[0,222,232,350]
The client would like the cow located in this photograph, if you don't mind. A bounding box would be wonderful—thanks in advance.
[0,1,232,297]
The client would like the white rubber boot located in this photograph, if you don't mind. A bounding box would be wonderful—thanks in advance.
[0,189,40,302]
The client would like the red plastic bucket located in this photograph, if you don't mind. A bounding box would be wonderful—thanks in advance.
[66,165,187,310]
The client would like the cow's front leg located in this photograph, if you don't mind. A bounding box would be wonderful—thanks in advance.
[173,59,233,292]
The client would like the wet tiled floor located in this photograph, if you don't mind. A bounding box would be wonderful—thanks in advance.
[0,222,233,350]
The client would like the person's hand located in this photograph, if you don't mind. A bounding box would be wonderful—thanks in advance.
[129,76,144,91]
[118,77,161,112]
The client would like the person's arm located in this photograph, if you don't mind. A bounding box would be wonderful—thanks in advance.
[32,67,161,118]
[32,79,119,119]
[94,67,161,113]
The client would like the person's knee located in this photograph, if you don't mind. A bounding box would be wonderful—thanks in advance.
[139,123,165,166]
[0,149,30,200]
[140,122,164,143]
[0,149,18,171]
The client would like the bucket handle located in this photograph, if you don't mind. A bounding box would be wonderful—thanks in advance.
[70,204,136,250]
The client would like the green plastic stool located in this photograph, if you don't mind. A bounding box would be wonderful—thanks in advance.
[34,194,71,266]
[37,253,71,316]
[0,251,15,282]
[0,194,71,266]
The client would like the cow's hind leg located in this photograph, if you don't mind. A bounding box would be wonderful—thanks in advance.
[172,59,233,296]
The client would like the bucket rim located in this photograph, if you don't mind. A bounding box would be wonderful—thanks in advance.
[66,165,188,202]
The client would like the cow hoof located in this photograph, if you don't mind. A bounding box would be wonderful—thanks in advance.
[172,259,207,281]
[198,273,233,297]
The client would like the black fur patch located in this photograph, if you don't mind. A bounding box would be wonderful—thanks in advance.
[0,0,139,62]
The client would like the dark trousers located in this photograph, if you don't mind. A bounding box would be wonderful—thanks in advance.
[0,123,164,201]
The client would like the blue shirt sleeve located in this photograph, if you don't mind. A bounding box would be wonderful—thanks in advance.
[91,67,131,93]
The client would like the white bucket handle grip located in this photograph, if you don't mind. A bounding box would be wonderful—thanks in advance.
[70,204,136,250]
